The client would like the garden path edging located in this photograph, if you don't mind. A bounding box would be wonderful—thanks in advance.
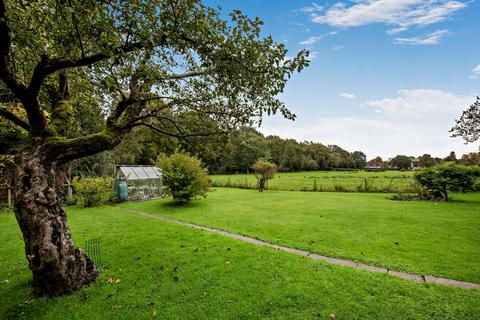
[116,206,480,290]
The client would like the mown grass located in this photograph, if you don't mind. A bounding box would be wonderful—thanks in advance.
[121,188,480,283]
[210,170,415,193]
[1,207,479,320]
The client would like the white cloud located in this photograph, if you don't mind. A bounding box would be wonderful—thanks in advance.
[261,89,477,158]
[297,2,323,14]
[470,64,480,79]
[387,26,408,35]
[331,45,346,51]
[394,29,448,45]
[362,89,471,119]
[309,51,319,59]
[340,92,356,99]
[299,31,338,46]
[300,36,323,46]
[305,0,466,33]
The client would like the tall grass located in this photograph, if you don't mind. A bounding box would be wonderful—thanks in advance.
[212,175,417,193]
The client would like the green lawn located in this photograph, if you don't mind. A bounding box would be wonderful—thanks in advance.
[121,188,480,283]
[1,207,479,320]
[210,170,415,192]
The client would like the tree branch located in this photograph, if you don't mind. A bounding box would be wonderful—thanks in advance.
[44,129,122,163]
[133,122,226,138]
[0,0,48,135]
[163,70,211,80]
[0,107,30,130]
[49,95,141,163]
[28,42,144,97]
[0,0,25,99]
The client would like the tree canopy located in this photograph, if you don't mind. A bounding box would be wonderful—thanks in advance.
[0,0,309,162]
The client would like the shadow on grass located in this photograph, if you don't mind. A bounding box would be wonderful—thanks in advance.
[157,199,206,210]
[2,280,45,320]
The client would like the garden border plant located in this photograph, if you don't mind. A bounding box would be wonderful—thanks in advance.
[414,162,480,201]
[157,152,210,205]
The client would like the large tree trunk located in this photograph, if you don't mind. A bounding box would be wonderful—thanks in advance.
[13,146,98,296]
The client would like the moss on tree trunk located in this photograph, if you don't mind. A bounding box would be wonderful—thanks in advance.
[13,147,98,296]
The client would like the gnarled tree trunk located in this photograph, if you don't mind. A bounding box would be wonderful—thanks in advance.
[13,146,98,296]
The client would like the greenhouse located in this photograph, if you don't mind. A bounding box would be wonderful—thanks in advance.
[113,166,165,201]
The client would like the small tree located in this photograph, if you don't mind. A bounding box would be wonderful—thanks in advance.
[367,156,384,168]
[414,162,480,201]
[252,160,277,192]
[417,154,438,168]
[444,151,457,163]
[460,152,480,166]
[157,152,209,205]
[389,155,413,170]
[451,97,480,147]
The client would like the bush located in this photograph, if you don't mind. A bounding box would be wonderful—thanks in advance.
[157,152,209,205]
[72,176,112,207]
[414,162,480,201]
[252,160,277,192]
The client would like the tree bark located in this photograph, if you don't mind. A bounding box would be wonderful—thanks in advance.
[13,146,98,296]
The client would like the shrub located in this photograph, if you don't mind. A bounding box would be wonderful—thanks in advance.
[72,176,112,207]
[414,162,480,201]
[157,152,209,205]
[252,160,277,192]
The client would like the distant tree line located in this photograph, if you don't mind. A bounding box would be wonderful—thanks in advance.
[59,126,479,177]
[368,151,480,170]
[66,126,369,176]
[2,109,479,178]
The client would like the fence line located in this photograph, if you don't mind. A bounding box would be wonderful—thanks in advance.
[0,185,12,207]
[0,184,73,207]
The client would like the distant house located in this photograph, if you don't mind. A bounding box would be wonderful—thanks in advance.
[113,165,166,201]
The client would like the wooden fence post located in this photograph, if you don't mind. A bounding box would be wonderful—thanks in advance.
[7,185,12,207]
[67,184,73,202]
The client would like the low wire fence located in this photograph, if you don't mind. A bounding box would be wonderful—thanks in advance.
[211,177,419,193]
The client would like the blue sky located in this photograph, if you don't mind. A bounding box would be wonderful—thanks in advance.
[205,0,479,159]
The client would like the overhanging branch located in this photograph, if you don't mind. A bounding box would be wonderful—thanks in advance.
[163,70,212,80]
[133,122,226,138]
[0,107,30,130]
[28,42,145,97]
[0,0,47,135]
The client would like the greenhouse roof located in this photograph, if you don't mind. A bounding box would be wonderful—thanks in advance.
[117,166,162,180]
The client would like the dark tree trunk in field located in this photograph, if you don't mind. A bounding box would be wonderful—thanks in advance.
[258,178,265,192]
[13,146,98,296]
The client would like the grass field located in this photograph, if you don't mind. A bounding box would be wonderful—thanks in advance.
[121,188,480,283]
[210,170,416,193]
[1,205,480,320]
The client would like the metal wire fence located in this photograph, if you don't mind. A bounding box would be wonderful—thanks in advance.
[84,237,103,271]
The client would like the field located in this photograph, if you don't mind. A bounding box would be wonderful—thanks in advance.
[1,199,480,320]
[120,188,480,283]
[210,170,416,193]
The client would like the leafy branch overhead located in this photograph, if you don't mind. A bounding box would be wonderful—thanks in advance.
[0,0,309,163]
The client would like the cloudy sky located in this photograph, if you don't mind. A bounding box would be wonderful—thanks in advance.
[205,0,479,159]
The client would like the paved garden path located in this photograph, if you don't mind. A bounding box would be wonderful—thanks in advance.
[118,207,480,290]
